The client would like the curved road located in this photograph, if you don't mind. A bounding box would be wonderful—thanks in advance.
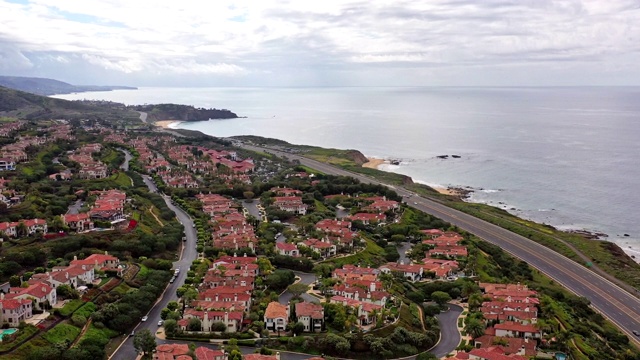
[238,142,640,345]
[110,175,200,360]
[430,304,463,358]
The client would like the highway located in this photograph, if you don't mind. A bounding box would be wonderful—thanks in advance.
[110,175,200,360]
[238,142,640,345]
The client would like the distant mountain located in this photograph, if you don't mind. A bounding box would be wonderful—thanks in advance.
[0,85,137,121]
[0,76,136,96]
[133,103,238,122]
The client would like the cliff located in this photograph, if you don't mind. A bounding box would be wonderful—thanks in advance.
[133,103,238,122]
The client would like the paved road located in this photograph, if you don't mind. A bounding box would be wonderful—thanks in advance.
[111,176,200,360]
[397,242,414,265]
[430,304,463,358]
[238,142,640,345]
[241,199,262,219]
[66,199,84,215]
[279,271,318,304]
[118,149,133,171]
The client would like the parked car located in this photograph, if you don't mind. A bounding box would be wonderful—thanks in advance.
[130,331,135,336]
[158,320,164,326]
[141,316,148,322]
[633,330,640,337]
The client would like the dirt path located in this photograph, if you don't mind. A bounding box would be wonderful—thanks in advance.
[148,206,164,227]
[71,319,92,347]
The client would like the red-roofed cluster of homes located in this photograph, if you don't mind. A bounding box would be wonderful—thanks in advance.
[178,254,259,333]
[271,187,308,215]
[0,218,48,239]
[149,145,254,188]
[196,193,259,252]
[67,143,108,179]
[327,264,390,327]
[88,189,127,222]
[449,282,541,359]
[0,252,120,327]
[1,133,44,164]
[153,343,226,360]
[276,218,363,260]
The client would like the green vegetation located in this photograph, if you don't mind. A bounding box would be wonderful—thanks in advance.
[58,299,85,317]
[0,325,39,352]
[43,323,81,345]
[320,238,387,268]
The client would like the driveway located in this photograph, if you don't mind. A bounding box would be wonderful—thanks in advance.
[67,199,84,215]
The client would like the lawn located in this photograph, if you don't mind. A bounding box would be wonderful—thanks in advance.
[58,299,85,317]
[320,238,387,268]
[43,323,81,345]
[110,172,132,188]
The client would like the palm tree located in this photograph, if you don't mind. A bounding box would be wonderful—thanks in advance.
[464,318,485,339]
[468,293,484,311]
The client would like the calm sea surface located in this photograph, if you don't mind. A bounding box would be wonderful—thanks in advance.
[54,87,640,261]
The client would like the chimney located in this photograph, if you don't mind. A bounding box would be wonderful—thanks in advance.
[73,255,78,261]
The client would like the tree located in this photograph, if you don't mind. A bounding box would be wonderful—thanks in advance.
[243,191,255,201]
[464,318,485,339]
[9,275,21,287]
[56,284,79,299]
[133,329,156,357]
[287,283,309,298]
[468,293,484,311]
[187,317,202,331]
[166,301,179,311]
[416,352,438,360]
[292,321,305,335]
[431,291,452,307]
[163,319,178,337]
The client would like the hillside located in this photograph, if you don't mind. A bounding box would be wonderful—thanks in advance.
[0,76,136,96]
[0,85,138,121]
[133,103,238,122]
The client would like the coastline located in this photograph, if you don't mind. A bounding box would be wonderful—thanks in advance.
[155,120,182,128]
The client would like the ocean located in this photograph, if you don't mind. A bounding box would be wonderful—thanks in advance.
[53,86,640,261]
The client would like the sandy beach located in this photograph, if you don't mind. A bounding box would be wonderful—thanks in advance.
[155,120,181,128]
[362,157,387,169]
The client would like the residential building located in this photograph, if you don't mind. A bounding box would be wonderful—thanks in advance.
[264,302,289,331]
[295,301,324,332]
[276,242,300,257]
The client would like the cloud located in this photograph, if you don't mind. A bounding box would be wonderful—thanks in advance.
[0,0,638,85]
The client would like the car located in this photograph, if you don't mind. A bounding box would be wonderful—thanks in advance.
[141,316,148,322]
[158,320,164,326]
[633,330,640,336]
[169,277,175,283]
[414,202,418,205]
[130,331,135,336]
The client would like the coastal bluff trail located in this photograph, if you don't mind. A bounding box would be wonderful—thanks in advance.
[238,142,640,346]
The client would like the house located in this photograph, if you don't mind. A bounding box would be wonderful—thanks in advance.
[180,310,243,333]
[473,336,536,357]
[272,196,307,215]
[295,302,324,332]
[0,296,33,326]
[347,213,386,225]
[70,251,120,275]
[466,346,527,360]
[299,238,336,258]
[379,262,424,282]
[6,281,56,310]
[244,353,281,360]
[0,158,16,171]
[330,296,382,326]
[0,222,17,238]
[264,302,289,331]
[194,347,227,360]
[63,213,94,232]
[22,218,48,235]
[493,322,541,339]
[276,242,300,257]
[153,343,190,360]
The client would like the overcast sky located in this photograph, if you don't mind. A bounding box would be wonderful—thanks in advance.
[1,0,639,87]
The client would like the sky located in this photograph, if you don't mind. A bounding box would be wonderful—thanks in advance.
[0,0,639,87]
